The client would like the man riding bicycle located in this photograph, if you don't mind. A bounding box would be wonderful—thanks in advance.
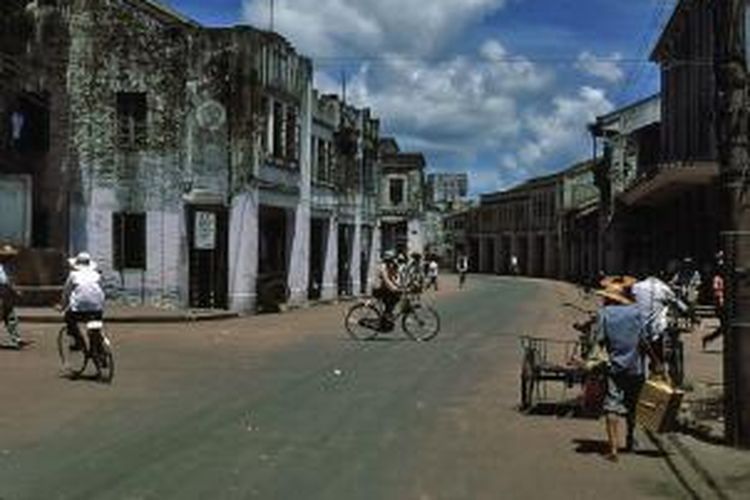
[373,250,402,331]
[61,252,105,351]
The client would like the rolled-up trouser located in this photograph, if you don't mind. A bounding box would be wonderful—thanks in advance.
[2,302,21,344]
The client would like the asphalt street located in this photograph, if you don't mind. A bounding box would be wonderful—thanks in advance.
[0,276,688,499]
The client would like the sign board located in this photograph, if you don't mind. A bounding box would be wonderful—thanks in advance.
[194,211,216,250]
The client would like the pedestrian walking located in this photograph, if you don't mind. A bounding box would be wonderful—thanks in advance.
[510,254,520,275]
[456,254,468,289]
[426,259,439,291]
[0,244,24,349]
[592,280,648,462]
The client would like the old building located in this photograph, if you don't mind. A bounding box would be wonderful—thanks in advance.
[474,173,560,277]
[310,93,380,299]
[590,0,725,278]
[0,0,323,312]
[590,95,661,275]
[378,138,426,256]
[559,160,600,282]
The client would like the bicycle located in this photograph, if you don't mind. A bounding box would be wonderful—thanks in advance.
[345,291,440,341]
[58,319,114,383]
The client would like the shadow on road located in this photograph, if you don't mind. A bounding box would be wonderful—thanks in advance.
[572,439,666,459]
[521,401,600,420]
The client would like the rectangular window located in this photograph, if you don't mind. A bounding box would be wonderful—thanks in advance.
[116,92,147,151]
[112,212,147,270]
[389,178,405,206]
[286,107,299,163]
[273,101,284,159]
[316,138,327,182]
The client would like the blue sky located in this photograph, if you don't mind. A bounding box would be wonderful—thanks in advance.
[164,0,674,195]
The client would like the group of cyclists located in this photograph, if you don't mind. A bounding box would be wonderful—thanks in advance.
[1,247,105,355]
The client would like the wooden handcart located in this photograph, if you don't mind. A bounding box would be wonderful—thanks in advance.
[519,335,602,412]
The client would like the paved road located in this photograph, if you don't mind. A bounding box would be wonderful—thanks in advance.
[1,276,686,499]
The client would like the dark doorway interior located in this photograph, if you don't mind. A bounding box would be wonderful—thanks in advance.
[309,218,328,300]
[187,205,229,309]
[257,205,289,312]
[338,223,355,296]
[360,225,373,294]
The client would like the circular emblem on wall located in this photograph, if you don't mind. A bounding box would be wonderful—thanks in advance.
[196,100,227,131]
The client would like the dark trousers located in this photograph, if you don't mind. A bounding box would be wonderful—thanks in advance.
[65,310,103,345]
[703,305,726,347]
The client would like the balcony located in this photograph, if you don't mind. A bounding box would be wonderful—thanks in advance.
[620,161,718,206]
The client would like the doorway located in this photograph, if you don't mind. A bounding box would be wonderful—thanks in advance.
[187,205,228,309]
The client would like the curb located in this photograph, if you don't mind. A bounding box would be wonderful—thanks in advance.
[646,431,731,500]
[17,312,240,324]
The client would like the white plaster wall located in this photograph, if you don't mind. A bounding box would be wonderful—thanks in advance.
[228,190,259,312]
[407,217,424,255]
[287,81,313,306]
[78,187,185,306]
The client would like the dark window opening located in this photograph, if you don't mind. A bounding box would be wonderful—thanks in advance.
[389,178,405,206]
[285,107,299,163]
[4,93,49,153]
[272,101,284,159]
[113,212,147,269]
[117,92,147,151]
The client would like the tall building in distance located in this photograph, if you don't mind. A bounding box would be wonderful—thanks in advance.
[426,173,469,209]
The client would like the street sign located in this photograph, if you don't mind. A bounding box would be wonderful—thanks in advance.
[194,211,216,250]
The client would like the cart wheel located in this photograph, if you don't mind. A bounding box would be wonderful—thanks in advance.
[520,350,536,411]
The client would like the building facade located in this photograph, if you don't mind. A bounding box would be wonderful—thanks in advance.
[378,138,426,256]
[0,0,383,312]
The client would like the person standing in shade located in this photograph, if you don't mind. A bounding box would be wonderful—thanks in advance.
[0,245,24,349]
[702,264,726,350]
[457,254,469,289]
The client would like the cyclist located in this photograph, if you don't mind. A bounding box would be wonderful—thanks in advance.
[373,250,402,331]
[61,252,105,351]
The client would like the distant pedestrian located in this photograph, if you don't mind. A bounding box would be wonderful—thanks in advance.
[426,259,439,291]
[0,245,24,349]
[510,255,520,275]
[702,266,726,350]
[457,254,469,288]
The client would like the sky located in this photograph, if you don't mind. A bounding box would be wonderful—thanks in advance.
[163,0,676,196]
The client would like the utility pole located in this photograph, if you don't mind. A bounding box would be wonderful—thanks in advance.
[714,0,750,448]
[270,0,275,32]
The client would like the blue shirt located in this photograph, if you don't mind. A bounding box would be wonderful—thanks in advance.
[596,304,645,375]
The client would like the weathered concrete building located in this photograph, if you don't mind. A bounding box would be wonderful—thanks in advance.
[309,92,380,299]
[378,138,426,256]
[475,173,560,277]
[559,160,600,282]
[590,95,661,275]
[0,0,373,312]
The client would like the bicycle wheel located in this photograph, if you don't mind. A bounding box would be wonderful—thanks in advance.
[57,326,87,377]
[402,304,440,341]
[91,332,114,383]
[345,303,381,341]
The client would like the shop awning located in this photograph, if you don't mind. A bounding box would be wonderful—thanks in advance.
[620,161,718,206]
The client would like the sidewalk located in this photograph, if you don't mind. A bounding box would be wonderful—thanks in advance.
[660,317,750,499]
[16,305,239,324]
[526,280,750,499]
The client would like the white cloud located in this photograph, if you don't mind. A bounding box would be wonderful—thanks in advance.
[517,86,613,166]
[245,0,620,193]
[243,0,507,57]
[576,51,625,83]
